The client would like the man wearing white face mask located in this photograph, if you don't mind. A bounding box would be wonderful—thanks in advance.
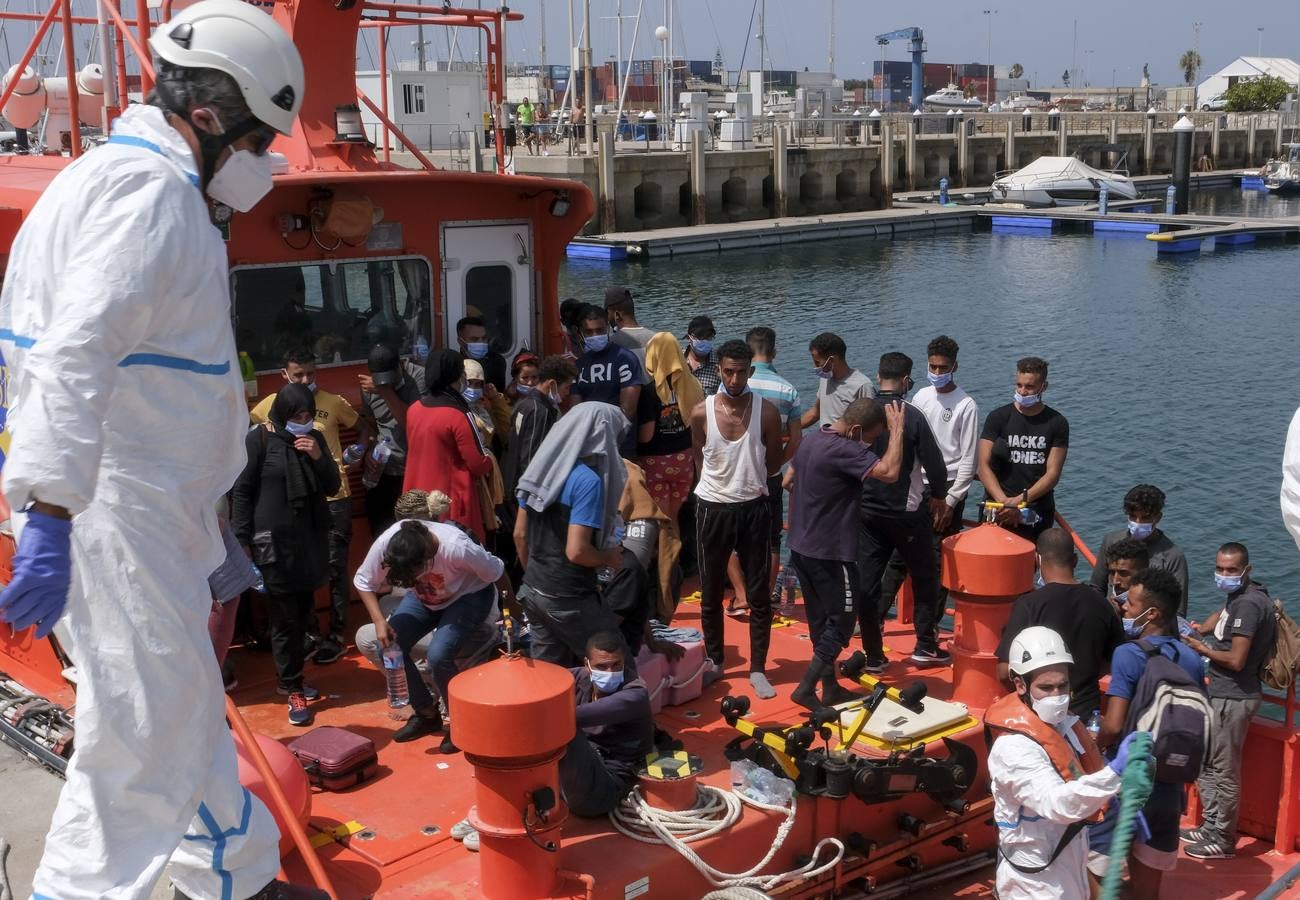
[0,2,319,897]
[1087,483,1189,617]
[986,626,1149,900]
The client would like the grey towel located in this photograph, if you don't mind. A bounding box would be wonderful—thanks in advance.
[516,403,630,550]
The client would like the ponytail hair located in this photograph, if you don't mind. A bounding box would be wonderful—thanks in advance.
[394,489,452,522]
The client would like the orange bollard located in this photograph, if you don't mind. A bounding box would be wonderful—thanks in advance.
[940,524,1034,710]
[449,655,577,900]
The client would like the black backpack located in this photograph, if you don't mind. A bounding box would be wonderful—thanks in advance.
[1122,639,1214,783]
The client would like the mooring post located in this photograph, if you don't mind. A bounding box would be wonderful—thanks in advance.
[1172,115,1194,214]
[1246,116,1258,167]
[467,129,483,173]
[1005,118,1016,175]
[1211,114,1221,169]
[880,119,895,208]
[690,129,706,225]
[906,112,919,190]
[1143,107,1157,175]
[598,130,616,232]
[773,123,788,218]
[956,111,968,187]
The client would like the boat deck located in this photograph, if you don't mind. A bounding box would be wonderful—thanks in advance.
[227,596,1300,899]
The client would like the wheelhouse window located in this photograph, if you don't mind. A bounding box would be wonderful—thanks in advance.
[231,257,432,372]
[463,263,514,355]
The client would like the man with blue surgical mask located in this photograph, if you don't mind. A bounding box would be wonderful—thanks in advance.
[572,304,643,455]
[1088,484,1189,617]
[978,355,1068,541]
[456,314,508,392]
[1180,542,1276,861]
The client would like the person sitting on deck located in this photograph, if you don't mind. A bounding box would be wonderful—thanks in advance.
[353,515,513,749]
[451,631,654,852]
[1088,484,1189,617]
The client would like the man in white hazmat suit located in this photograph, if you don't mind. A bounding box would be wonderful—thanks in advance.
[0,2,325,898]
[984,626,1152,899]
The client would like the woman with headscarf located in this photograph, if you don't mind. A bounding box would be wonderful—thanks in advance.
[636,332,703,524]
[403,349,495,541]
[231,383,340,727]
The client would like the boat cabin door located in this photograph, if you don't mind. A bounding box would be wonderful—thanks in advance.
[441,222,534,361]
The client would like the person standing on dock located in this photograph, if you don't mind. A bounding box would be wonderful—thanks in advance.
[801,331,876,429]
[978,356,1068,542]
[683,315,721,395]
[786,398,904,709]
[690,340,784,699]
[1087,484,1189,617]
[856,352,950,670]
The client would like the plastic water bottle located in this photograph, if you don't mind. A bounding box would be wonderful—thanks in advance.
[1087,709,1103,738]
[248,561,266,594]
[363,438,393,489]
[781,568,799,617]
[342,442,365,467]
[742,765,795,806]
[413,335,429,363]
[1018,507,1042,526]
[381,644,409,709]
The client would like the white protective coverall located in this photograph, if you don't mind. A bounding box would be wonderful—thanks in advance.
[987,727,1122,900]
[1,104,280,900]
[1283,406,1300,552]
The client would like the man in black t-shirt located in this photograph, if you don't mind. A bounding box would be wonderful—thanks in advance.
[978,355,1069,541]
[995,529,1124,717]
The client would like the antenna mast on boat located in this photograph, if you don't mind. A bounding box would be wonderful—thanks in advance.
[827,0,834,75]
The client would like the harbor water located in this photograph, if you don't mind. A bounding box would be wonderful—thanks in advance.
[561,188,1300,625]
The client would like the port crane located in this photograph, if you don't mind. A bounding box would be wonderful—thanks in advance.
[874,26,926,111]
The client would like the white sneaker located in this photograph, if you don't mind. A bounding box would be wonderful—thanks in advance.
[450,818,475,841]
[463,829,480,851]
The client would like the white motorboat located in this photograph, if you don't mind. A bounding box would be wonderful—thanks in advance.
[1001,93,1045,111]
[1262,144,1300,195]
[923,84,985,112]
[991,149,1139,207]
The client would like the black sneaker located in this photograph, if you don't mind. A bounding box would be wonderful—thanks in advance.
[1185,839,1235,860]
[1180,826,1213,844]
[303,635,320,660]
[864,655,889,674]
[287,693,314,727]
[313,637,345,665]
[394,711,444,743]
[911,645,953,667]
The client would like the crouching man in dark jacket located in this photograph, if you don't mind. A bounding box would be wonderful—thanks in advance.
[563,630,655,816]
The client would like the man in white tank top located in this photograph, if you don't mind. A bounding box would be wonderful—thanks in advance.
[689,340,784,698]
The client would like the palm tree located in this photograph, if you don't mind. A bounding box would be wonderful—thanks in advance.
[1009,62,1024,80]
[1179,50,1202,85]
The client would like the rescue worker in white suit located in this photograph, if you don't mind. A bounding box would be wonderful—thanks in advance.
[0,2,324,898]
[985,626,1153,899]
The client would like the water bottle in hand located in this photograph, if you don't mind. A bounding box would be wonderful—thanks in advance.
[1086,709,1103,739]
[248,561,266,594]
[381,644,409,709]
[413,335,429,363]
[1019,507,1042,526]
[342,442,365,467]
[363,438,393,489]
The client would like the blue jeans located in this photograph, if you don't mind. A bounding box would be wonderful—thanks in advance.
[389,584,495,713]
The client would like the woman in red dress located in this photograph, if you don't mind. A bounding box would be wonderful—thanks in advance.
[403,349,494,541]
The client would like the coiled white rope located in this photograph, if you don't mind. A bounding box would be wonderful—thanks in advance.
[701,889,772,900]
[608,784,844,891]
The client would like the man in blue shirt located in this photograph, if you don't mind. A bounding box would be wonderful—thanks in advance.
[572,304,643,455]
[1091,568,1203,898]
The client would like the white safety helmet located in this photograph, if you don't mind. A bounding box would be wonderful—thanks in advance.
[149,0,303,136]
[1007,626,1073,678]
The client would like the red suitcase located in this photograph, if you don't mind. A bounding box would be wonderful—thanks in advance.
[287,726,378,791]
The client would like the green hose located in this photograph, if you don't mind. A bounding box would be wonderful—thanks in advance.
[1101,733,1155,900]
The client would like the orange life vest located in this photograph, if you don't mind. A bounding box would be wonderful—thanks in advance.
[984,692,1107,823]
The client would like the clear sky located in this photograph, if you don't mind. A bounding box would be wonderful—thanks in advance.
[485,0,1300,89]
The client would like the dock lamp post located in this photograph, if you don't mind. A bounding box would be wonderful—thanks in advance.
[1172,115,1195,214]
[656,24,669,144]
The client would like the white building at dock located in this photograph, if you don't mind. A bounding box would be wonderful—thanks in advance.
[1196,57,1299,108]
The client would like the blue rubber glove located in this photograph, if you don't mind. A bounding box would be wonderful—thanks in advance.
[1108,730,1151,775]
[0,509,73,638]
